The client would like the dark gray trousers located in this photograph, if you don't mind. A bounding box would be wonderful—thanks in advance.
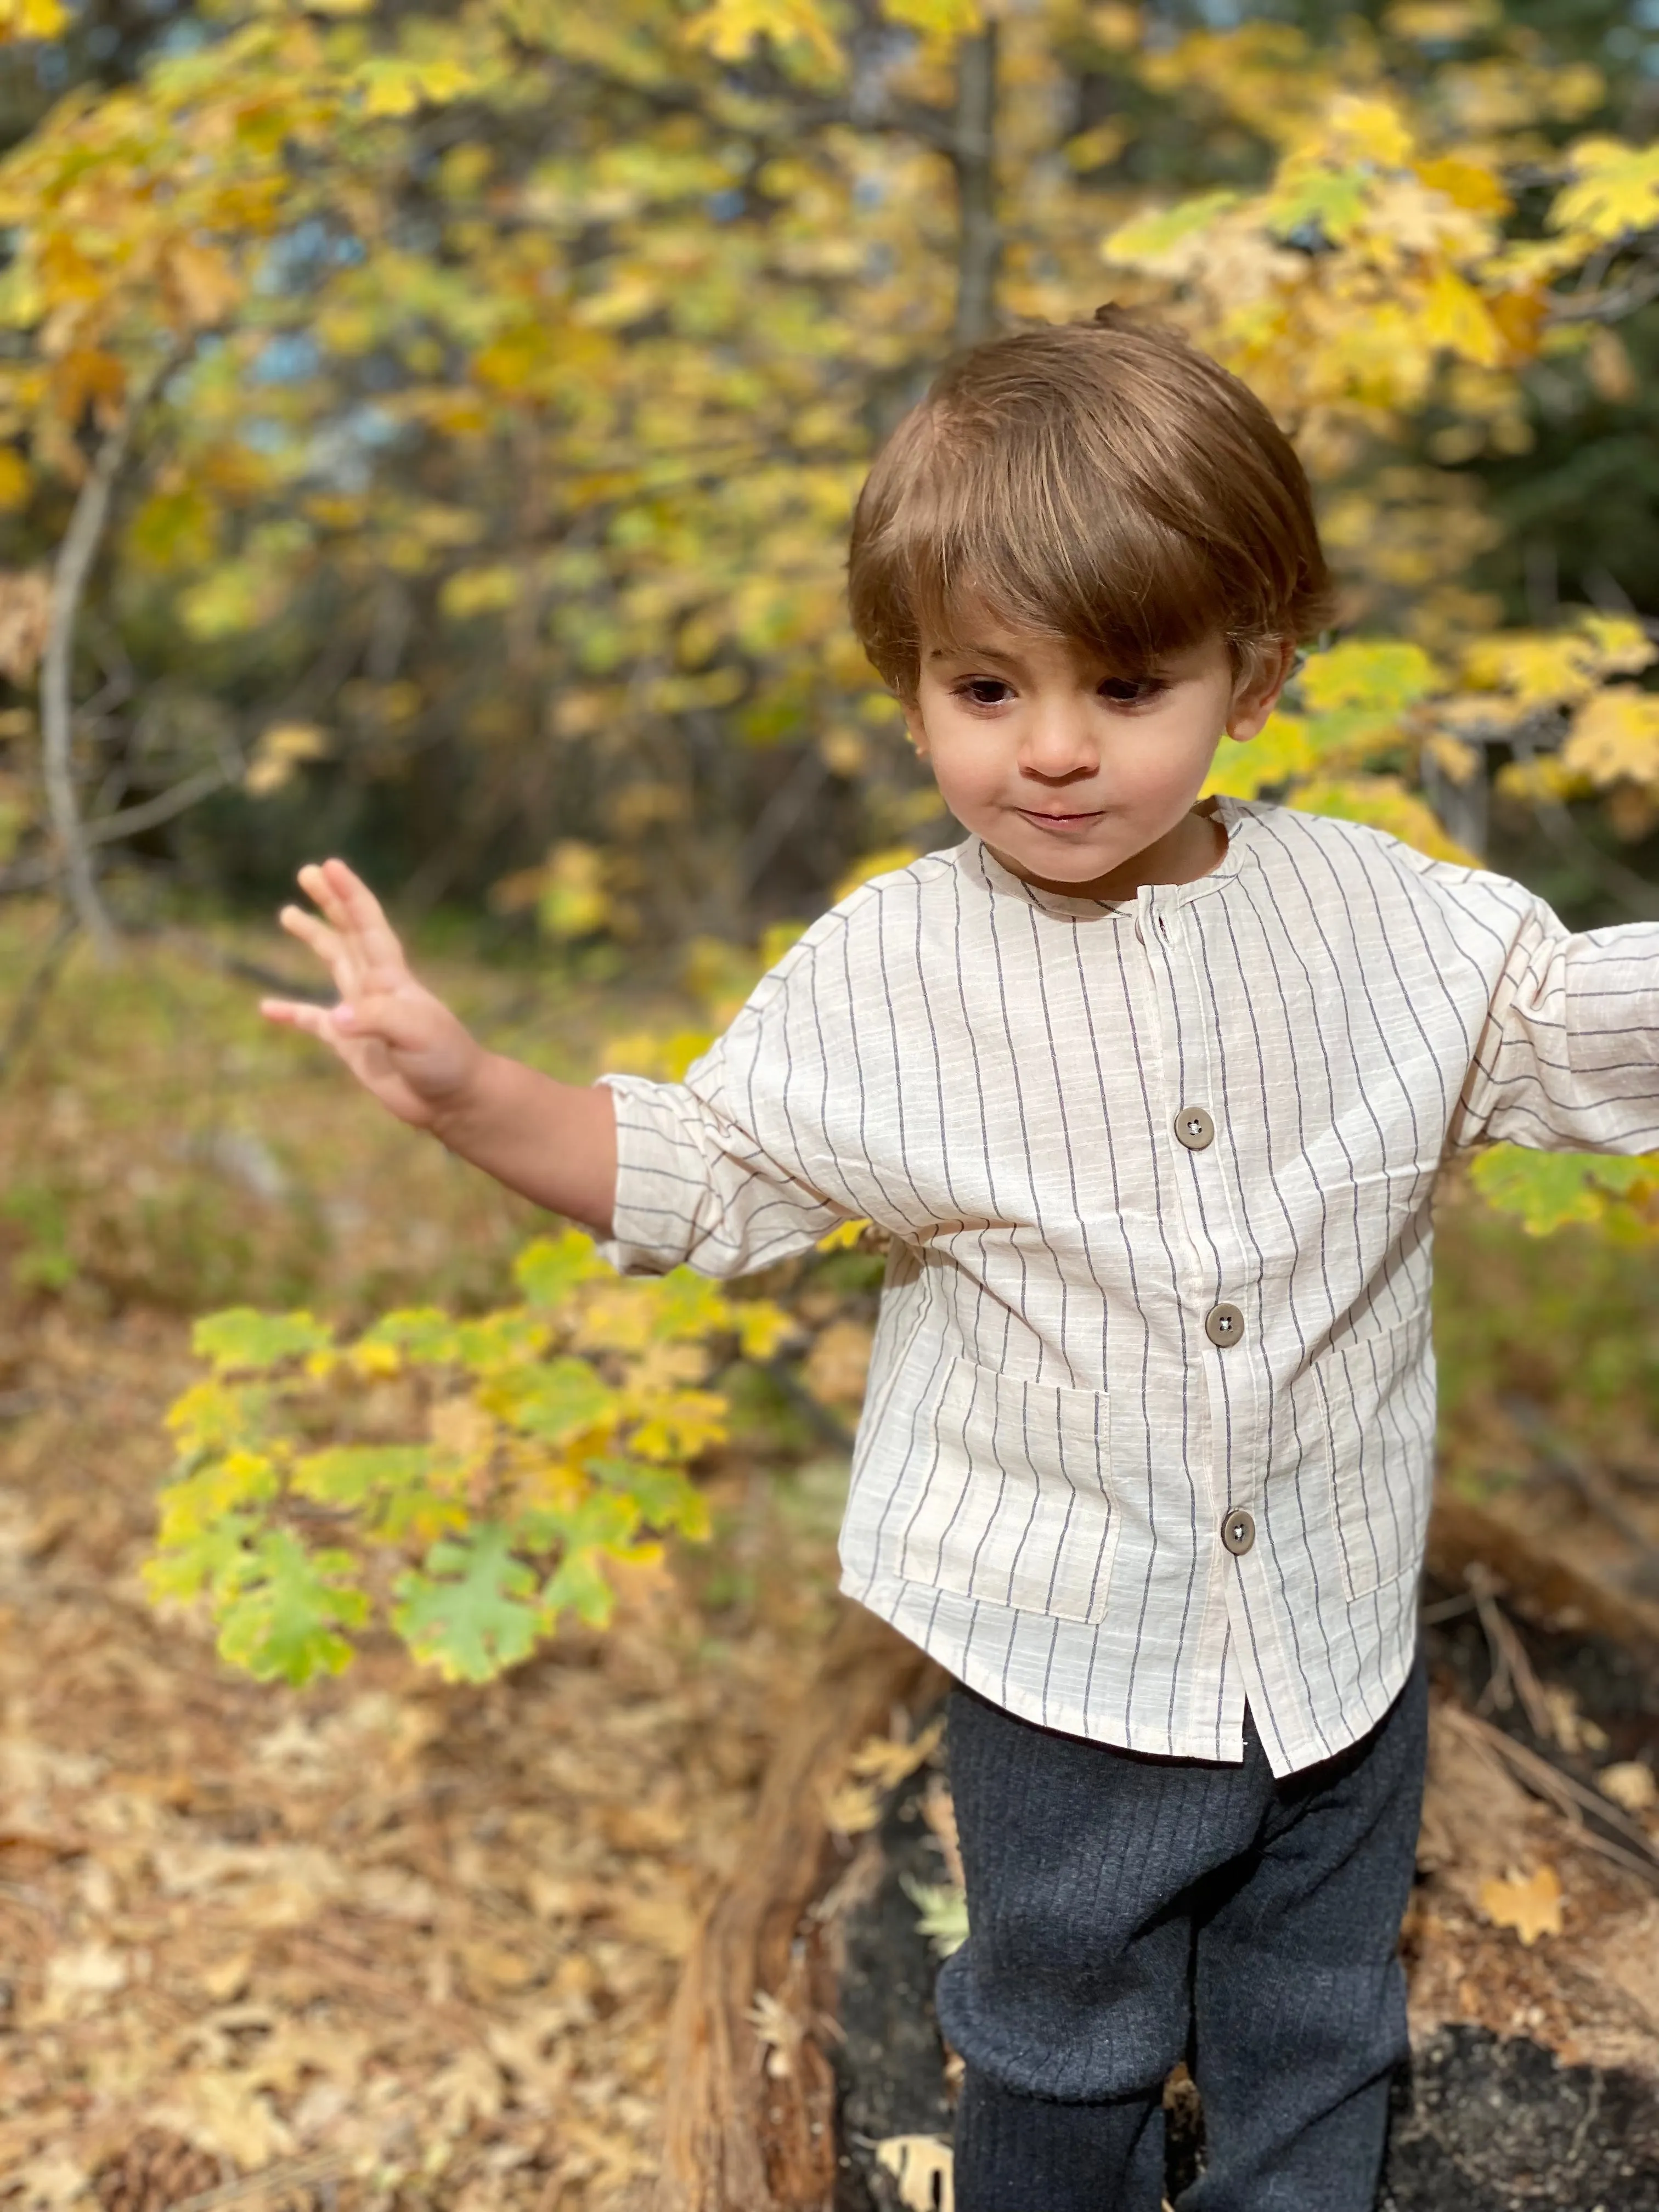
[937,1654,1428,2212]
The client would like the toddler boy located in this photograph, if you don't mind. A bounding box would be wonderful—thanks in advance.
[266,313,1659,2211]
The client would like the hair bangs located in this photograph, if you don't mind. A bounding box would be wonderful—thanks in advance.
[899,437,1229,681]
[848,317,1335,699]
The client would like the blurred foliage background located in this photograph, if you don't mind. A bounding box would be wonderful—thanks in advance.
[0,0,1654,1677]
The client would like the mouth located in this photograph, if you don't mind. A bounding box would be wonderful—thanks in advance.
[1016,807,1105,831]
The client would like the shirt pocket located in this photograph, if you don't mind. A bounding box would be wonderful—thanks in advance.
[891,1356,1119,1624]
[1290,1308,1436,1604]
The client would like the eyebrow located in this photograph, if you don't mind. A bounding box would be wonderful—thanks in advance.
[927,644,1024,666]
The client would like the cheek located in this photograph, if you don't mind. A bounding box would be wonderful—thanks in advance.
[1117,714,1222,804]
[921,726,1003,804]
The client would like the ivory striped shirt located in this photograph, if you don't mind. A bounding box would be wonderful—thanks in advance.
[598,798,1659,1775]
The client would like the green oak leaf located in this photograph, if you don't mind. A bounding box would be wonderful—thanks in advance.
[193,1308,334,1373]
[1470,1146,1657,1234]
[489,1356,617,1443]
[392,1521,542,1683]
[212,1529,369,1685]
[514,1230,609,1307]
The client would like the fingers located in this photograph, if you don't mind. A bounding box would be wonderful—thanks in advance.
[260,997,337,1042]
[297,859,408,985]
[278,902,344,967]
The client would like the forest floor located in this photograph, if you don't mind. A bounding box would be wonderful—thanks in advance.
[1,899,1658,2210]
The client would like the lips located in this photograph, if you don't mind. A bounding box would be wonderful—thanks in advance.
[1017,808,1104,827]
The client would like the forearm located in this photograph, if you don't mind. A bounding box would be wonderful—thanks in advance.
[429,1052,618,1235]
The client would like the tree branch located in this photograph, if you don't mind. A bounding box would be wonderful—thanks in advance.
[0,763,234,895]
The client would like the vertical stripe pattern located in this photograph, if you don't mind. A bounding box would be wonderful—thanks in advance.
[597,799,1659,1775]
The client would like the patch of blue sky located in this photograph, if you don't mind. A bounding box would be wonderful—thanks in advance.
[252,334,320,387]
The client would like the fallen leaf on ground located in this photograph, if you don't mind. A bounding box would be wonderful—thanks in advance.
[875,2133,955,2212]
[1599,1761,1657,1813]
[847,1715,944,1788]
[823,1778,883,1835]
[1478,1863,1564,1945]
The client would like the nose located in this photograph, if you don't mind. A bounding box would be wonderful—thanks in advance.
[1019,700,1098,783]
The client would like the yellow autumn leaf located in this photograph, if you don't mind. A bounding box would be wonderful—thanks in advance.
[1424,732,1481,786]
[816,1217,870,1252]
[685,0,843,70]
[882,0,982,43]
[1291,776,1479,866]
[1561,687,1659,792]
[1419,267,1504,368]
[823,1778,883,1834]
[245,720,330,798]
[1462,629,1604,707]
[1413,154,1510,216]
[539,840,610,941]
[1323,93,1415,168]
[1495,751,1589,806]
[847,1716,945,1788]
[1578,613,1657,678]
[1477,1863,1563,1946]
[1551,138,1659,244]
[0,0,66,40]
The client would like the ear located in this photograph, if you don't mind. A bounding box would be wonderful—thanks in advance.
[1225,637,1296,744]
[901,698,930,758]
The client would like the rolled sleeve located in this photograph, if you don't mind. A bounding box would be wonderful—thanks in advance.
[1457,904,1659,1153]
[595,1070,849,1278]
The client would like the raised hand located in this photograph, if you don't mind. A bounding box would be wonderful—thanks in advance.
[261,859,485,1130]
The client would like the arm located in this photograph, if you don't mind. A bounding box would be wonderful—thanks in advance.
[260,858,617,1235]
[1455,900,1659,1155]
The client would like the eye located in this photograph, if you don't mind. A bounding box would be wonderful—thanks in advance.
[955,677,1014,708]
[1099,676,1165,707]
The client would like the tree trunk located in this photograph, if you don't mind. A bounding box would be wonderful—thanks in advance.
[40,366,166,960]
[951,27,1000,349]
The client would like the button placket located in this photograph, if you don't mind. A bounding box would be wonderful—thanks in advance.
[1144,891,1261,1601]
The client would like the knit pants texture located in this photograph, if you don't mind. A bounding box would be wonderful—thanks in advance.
[936,1654,1428,2212]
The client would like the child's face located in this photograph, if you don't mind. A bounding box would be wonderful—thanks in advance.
[904,614,1289,900]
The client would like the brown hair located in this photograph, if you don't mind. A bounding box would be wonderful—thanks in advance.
[848,310,1335,699]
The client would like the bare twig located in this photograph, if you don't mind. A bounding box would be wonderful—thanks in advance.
[152,926,335,1005]
[39,360,171,960]
[1547,258,1659,326]
[0,763,234,893]
[1465,1562,1556,1741]
[1440,1703,1659,1886]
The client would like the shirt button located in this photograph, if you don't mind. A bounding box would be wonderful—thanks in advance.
[1205,1302,1244,1348]
[1174,1106,1216,1151]
[1221,1508,1256,1556]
